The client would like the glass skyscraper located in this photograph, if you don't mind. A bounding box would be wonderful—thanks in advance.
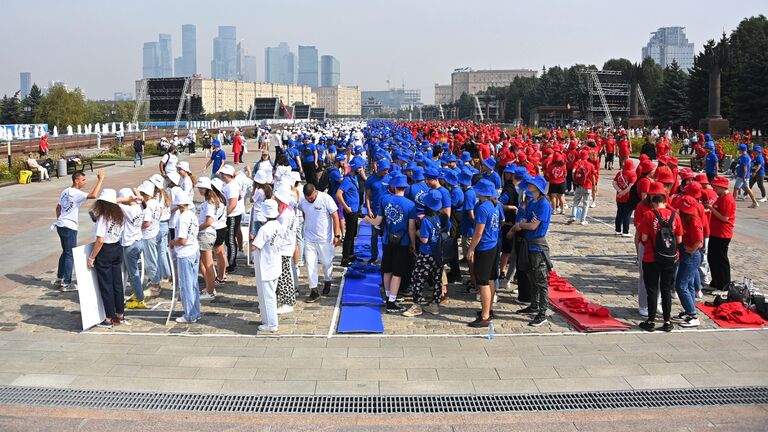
[158,34,173,77]
[211,26,237,80]
[174,24,197,76]
[642,27,695,71]
[265,42,296,85]
[321,55,340,87]
[298,45,319,87]
[142,42,159,78]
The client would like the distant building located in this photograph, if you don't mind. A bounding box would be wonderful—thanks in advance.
[434,84,452,105]
[315,86,361,116]
[113,92,134,101]
[642,26,695,71]
[158,34,173,78]
[142,42,159,78]
[236,40,247,80]
[297,45,319,88]
[211,26,237,80]
[20,72,32,98]
[174,24,197,76]
[449,68,536,102]
[361,88,421,112]
[244,56,258,82]
[265,42,296,85]
[320,55,340,87]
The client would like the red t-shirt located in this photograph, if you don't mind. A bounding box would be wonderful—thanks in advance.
[478,143,491,160]
[546,164,567,184]
[614,170,637,203]
[618,139,630,157]
[566,149,579,169]
[640,207,683,263]
[681,216,704,249]
[710,193,736,239]
[605,139,616,154]
[634,201,651,228]
[573,160,596,189]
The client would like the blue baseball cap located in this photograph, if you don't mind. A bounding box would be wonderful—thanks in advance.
[705,142,714,150]
[423,189,443,211]
[354,145,364,154]
[458,171,473,186]
[444,153,457,163]
[528,175,548,195]
[389,173,409,188]
[482,157,496,170]
[350,160,364,172]
[738,144,748,151]
[411,166,425,181]
[474,179,498,198]
[212,140,221,147]
[425,167,440,179]
[755,146,762,152]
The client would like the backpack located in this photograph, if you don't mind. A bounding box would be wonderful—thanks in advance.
[428,214,455,265]
[652,209,677,264]
[626,181,641,211]
[573,163,588,186]
[318,168,330,192]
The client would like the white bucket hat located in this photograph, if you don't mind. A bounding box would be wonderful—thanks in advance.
[149,174,165,190]
[97,189,117,204]
[137,181,155,197]
[261,199,279,219]
[211,177,225,192]
[177,161,192,173]
[195,177,212,190]
[254,169,269,184]
[218,164,235,177]
[273,183,294,205]
[166,171,181,186]
[172,189,193,206]
[117,188,134,199]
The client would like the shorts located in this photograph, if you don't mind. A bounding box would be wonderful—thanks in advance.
[605,153,615,162]
[214,228,227,247]
[500,225,514,254]
[734,177,746,190]
[548,182,565,195]
[198,231,216,251]
[473,246,499,285]
[381,243,411,277]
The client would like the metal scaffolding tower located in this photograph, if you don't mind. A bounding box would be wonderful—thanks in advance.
[581,69,630,128]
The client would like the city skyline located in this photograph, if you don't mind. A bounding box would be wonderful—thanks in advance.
[1,0,763,102]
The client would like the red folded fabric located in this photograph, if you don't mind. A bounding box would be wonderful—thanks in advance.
[713,302,766,325]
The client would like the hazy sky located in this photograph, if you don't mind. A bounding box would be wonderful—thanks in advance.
[2,0,764,103]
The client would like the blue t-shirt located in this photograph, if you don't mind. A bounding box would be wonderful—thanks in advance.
[328,167,343,197]
[450,187,464,208]
[286,148,300,170]
[523,196,552,251]
[474,199,504,251]
[482,171,502,190]
[365,173,386,214]
[461,188,477,236]
[754,154,766,176]
[418,215,441,255]
[705,152,719,175]
[300,143,316,163]
[377,194,416,246]
[436,186,451,211]
[736,153,751,179]
[210,149,226,175]
[407,181,430,214]
[338,175,361,212]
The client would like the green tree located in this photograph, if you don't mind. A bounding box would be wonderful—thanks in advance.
[457,92,474,120]
[0,93,22,124]
[655,61,690,128]
[640,57,664,115]
[21,84,43,123]
[35,84,89,129]
[603,58,633,75]
[729,15,768,131]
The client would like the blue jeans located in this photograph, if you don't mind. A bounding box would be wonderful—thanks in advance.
[153,221,171,283]
[56,226,77,284]
[177,251,201,321]
[142,235,158,286]
[675,250,701,316]
[134,151,143,166]
[123,241,144,301]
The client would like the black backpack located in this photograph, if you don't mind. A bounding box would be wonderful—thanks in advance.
[318,168,330,192]
[427,214,455,265]
[652,209,677,264]
[627,181,641,211]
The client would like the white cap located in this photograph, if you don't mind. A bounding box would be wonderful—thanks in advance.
[254,169,269,184]
[273,183,294,205]
[211,177,225,192]
[172,189,193,206]
[166,171,181,186]
[117,188,134,199]
[149,174,165,190]
[218,164,235,177]
[97,188,117,204]
[137,181,155,197]
[195,177,212,190]
[261,199,279,219]
[177,161,192,173]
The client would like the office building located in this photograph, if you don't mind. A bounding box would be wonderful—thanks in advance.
[315,86,360,116]
[642,26,695,71]
[265,42,296,85]
[448,68,536,102]
[243,56,258,82]
[174,24,197,76]
[297,45,319,87]
[434,84,452,105]
[236,40,247,80]
[361,88,421,112]
[20,72,32,98]
[158,34,173,77]
[142,42,159,78]
[211,26,237,80]
[320,55,340,87]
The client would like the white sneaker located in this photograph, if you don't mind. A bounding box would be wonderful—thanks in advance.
[60,283,78,292]
[696,290,703,299]
[258,324,278,332]
[199,292,215,301]
[759,197,767,203]
[748,202,759,208]
[564,204,569,209]
[639,308,648,317]
[679,316,700,327]
[589,202,596,208]
[621,233,632,238]
[276,305,294,314]
[175,316,199,323]
[580,221,589,225]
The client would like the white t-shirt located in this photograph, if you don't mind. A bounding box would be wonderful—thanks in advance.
[162,153,178,176]
[276,208,299,257]
[158,194,171,222]
[251,188,266,222]
[180,176,194,201]
[55,187,89,230]
[142,199,161,239]
[213,200,227,230]
[235,172,251,212]
[223,181,243,217]
[252,220,282,281]
[299,192,338,243]
[198,200,217,235]
[119,204,144,247]
[174,209,199,258]
[94,216,124,244]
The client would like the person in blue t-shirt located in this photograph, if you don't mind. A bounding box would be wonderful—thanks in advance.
[705,143,719,181]
[285,145,300,172]
[733,144,758,207]
[300,139,319,187]
[336,160,364,266]
[364,174,416,313]
[749,146,766,202]
[365,159,391,264]
[402,189,445,317]
[459,171,477,273]
[327,154,346,198]
[204,140,226,178]
[441,170,463,282]
[407,167,430,214]
[467,179,504,328]
[480,157,502,192]
[512,175,552,327]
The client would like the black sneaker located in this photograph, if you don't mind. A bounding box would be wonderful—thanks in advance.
[639,321,655,332]
[322,281,331,296]
[385,301,405,313]
[528,315,548,327]
[306,290,321,303]
[226,265,237,273]
[662,321,674,332]
[517,306,539,315]
[476,310,496,319]
[96,320,112,329]
[670,311,688,323]
[468,316,492,328]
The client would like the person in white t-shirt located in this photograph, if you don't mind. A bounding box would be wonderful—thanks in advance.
[220,164,243,273]
[159,146,179,177]
[195,177,221,301]
[177,161,196,207]
[27,152,49,181]
[118,188,147,310]
[273,183,299,314]
[136,181,161,298]
[210,178,229,283]
[251,199,282,332]
[169,191,201,324]
[86,189,125,329]
[53,169,105,291]
[146,174,172,296]
[298,184,341,302]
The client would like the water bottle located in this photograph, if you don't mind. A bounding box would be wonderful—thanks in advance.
[487,322,495,341]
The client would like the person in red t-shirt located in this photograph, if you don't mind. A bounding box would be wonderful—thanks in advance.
[587,147,600,207]
[638,181,683,332]
[613,159,637,236]
[232,131,243,164]
[567,150,596,225]
[674,195,704,327]
[618,136,631,167]
[604,137,616,170]
[706,176,736,291]
[546,153,567,214]
[478,142,491,161]
[565,146,579,195]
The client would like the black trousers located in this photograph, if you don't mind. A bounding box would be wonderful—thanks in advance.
[95,242,124,319]
[225,214,242,269]
[708,236,731,290]
[302,161,318,187]
[343,211,359,260]
[514,236,531,302]
[642,261,676,322]
[614,202,633,234]
[750,173,766,198]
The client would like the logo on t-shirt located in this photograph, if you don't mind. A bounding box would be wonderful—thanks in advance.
[489,210,500,232]
[384,203,404,225]
[414,189,426,205]
[61,192,74,213]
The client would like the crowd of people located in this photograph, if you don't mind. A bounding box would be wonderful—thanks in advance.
[51,120,762,333]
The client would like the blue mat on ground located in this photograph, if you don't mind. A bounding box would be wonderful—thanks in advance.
[337,305,384,333]
[342,278,384,306]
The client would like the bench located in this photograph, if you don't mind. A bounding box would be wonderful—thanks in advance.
[60,153,95,177]
[23,159,52,182]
